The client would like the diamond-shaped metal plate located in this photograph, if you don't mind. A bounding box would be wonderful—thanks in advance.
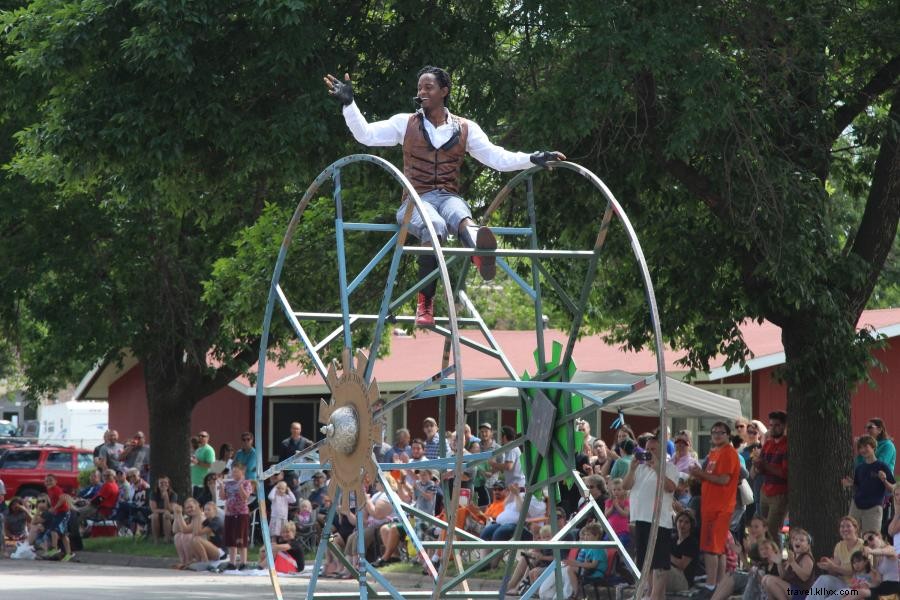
[525,389,557,456]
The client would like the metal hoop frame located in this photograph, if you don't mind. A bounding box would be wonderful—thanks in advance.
[253,156,668,600]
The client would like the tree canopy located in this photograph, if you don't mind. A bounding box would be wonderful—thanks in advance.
[1,0,898,551]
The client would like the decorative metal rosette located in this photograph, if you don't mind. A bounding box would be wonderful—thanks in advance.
[318,348,383,513]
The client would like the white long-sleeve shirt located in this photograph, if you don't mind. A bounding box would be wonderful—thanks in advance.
[342,102,533,172]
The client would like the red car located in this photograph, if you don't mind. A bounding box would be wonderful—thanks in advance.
[0,445,94,498]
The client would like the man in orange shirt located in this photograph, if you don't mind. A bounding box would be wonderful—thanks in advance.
[689,422,740,595]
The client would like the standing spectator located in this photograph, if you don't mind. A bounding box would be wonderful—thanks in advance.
[690,421,741,594]
[576,418,596,447]
[96,429,124,472]
[191,431,215,499]
[413,468,439,543]
[476,423,500,503]
[149,476,177,543]
[673,431,701,475]
[220,461,252,570]
[858,418,897,536]
[623,435,679,600]
[604,477,631,548]
[218,443,235,473]
[43,474,74,560]
[734,417,751,445]
[383,428,412,463]
[754,411,788,544]
[493,426,525,489]
[422,417,450,460]
[233,432,258,483]
[612,424,636,456]
[92,431,110,468]
[279,422,313,491]
[858,418,897,473]
[119,431,151,482]
[0,475,5,538]
[267,481,296,538]
[843,435,896,535]
[609,438,636,479]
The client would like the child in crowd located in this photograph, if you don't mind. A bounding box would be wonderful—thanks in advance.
[296,499,314,527]
[414,468,439,542]
[742,515,774,568]
[507,524,554,594]
[850,550,876,592]
[564,523,607,600]
[267,480,296,538]
[27,497,51,550]
[4,497,32,544]
[191,501,225,563]
[220,462,253,570]
[604,477,631,549]
[257,520,305,574]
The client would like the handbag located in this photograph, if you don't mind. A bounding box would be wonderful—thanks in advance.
[738,478,754,506]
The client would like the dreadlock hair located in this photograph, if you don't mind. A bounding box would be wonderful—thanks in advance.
[417,66,451,106]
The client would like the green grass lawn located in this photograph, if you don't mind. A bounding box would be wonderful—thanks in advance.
[81,536,179,558]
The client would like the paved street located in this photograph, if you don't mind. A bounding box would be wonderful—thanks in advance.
[0,560,362,600]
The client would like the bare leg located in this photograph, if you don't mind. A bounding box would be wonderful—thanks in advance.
[507,553,529,588]
[704,552,722,587]
[650,569,667,600]
[763,575,790,600]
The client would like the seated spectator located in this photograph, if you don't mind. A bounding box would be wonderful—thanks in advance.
[191,501,225,563]
[742,515,774,568]
[305,471,328,508]
[76,470,102,500]
[807,516,865,599]
[761,527,816,600]
[564,522,607,600]
[578,474,609,516]
[172,498,203,569]
[257,520,305,573]
[668,510,701,592]
[27,496,52,550]
[4,497,32,544]
[507,523,554,594]
[743,539,781,600]
[194,472,220,509]
[857,530,900,599]
[120,468,151,532]
[149,476,177,543]
[341,477,397,574]
[296,499,314,528]
[78,469,119,524]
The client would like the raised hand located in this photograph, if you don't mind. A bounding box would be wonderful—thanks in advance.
[323,73,354,106]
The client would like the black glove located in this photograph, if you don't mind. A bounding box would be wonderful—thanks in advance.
[330,76,354,106]
[530,151,562,168]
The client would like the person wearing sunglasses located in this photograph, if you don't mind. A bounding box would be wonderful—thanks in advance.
[689,422,741,595]
[233,431,258,483]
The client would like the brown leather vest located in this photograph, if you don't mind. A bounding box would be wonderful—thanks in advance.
[402,112,469,196]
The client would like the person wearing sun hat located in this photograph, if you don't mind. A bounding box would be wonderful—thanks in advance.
[673,431,701,475]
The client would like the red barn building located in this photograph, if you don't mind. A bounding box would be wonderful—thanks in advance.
[75,308,900,469]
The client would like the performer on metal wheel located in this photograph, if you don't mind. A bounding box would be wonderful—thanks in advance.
[324,66,565,327]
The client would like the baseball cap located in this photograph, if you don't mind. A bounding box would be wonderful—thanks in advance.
[479,423,492,430]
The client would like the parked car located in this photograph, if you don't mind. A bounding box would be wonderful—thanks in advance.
[0,419,39,445]
[0,444,94,498]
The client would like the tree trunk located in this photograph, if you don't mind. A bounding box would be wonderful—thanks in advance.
[144,358,201,500]
[782,319,854,556]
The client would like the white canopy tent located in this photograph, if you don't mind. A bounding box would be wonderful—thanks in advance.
[466,370,742,421]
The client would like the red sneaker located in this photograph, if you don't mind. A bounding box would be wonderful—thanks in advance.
[471,226,497,280]
[415,293,435,328]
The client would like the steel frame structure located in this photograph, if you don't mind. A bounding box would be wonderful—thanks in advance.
[253,155,669,600]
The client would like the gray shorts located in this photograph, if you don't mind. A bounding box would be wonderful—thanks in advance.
[396,189,471,243]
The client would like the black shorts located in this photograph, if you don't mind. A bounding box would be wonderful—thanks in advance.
[634,521,671,571]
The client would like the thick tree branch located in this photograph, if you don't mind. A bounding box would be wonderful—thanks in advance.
[831,55,900,144]
[845,87,900,318]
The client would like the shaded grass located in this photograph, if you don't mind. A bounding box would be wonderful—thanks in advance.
[81,536,179,558]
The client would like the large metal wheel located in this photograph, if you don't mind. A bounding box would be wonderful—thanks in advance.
[253,156,668,600]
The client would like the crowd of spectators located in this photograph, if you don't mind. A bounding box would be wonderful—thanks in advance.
[3,412,899,600]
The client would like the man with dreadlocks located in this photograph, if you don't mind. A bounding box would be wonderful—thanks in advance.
[324,66,565,327]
